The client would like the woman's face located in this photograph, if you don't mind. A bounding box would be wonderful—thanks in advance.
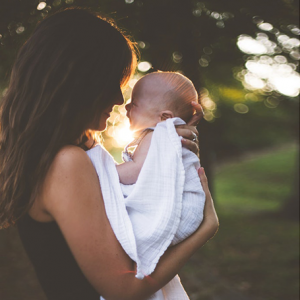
[91,86,124,131]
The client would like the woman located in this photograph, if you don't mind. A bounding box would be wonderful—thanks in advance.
[0,7,218,300]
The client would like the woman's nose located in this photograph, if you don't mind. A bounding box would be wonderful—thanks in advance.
[115,93,124,106]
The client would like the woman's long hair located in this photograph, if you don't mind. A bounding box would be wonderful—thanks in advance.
[0,7,137,227]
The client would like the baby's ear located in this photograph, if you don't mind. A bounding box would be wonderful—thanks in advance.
[160,110,174,121]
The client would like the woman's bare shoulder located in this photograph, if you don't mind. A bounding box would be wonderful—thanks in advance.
[49,145,97,179]
[52,145,92,170]
[41,145,100,213]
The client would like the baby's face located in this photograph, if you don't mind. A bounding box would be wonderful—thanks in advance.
[125,79,161,132]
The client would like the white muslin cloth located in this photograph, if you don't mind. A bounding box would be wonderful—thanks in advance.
[86,117,205,300]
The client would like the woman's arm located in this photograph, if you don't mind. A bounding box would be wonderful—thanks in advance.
[41,145,218,300]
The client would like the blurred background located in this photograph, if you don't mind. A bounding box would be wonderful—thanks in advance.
[0,0,299,299]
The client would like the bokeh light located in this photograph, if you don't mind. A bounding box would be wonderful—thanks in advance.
[138,61,152,72]
[173,52,183,63]
[234,103,249,114]
[193,9,202,17]
[16,26,25,34]
[236,24,300,98]
[52,0,62,6]
[37,2,47,10]
[199,57,209,67]
[199,88,218,122]
[258,23,273,31]
[138,41,146,48]
[237,35,274,55]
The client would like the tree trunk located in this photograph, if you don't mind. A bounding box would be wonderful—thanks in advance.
[178,4,215,196]
[280,151,299,220]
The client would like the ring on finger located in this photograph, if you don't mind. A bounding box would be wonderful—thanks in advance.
[192,131,198,142]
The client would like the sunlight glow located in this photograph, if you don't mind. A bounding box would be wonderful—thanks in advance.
[110,119,134,147]
[129,79,138,89]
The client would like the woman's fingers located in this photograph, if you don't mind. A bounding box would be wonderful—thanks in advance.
[176,126,199,138]
[187,102,204,126]
[176,126,199,156]
[198,167,210,196]
[198,167,219,236]
[178,128,198,139]
[181,138,199,157]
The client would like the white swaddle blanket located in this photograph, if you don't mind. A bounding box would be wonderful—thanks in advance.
[86,117,205,300]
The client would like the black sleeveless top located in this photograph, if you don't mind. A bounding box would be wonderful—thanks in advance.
[17,213,100,300]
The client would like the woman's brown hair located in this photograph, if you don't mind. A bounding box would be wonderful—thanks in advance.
[0,7,138,227]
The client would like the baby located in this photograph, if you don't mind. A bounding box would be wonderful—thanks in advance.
[88,72,205,300]
[116,71,197,184]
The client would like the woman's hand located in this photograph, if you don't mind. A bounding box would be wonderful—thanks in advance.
[176,102,204,157]
[188,101,205,126]
[197,167,219,238]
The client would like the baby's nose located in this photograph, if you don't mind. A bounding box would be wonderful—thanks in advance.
[125,103,131,111]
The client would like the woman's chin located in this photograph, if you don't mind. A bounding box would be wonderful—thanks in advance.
[97,120,108,132]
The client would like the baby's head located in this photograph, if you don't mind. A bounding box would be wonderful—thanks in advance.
[125,72,198,131]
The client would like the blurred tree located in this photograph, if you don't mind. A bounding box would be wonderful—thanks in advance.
[0,0,298,214]
[280,150,299,220]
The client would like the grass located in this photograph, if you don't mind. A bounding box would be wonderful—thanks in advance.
[180,143,299,300]
[214,143,298,214]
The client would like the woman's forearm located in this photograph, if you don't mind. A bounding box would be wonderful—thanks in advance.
[118,223,216,300]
